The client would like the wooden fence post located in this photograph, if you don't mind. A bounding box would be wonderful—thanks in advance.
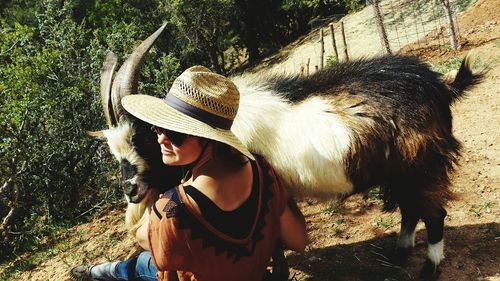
[329,23,339,62]
[340,21,349,62]
[439,0,458,50]
[372,0,392,54]
[319,29,324,70]
[306,58,310,76]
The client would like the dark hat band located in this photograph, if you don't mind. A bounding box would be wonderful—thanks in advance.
[163,93,233,130]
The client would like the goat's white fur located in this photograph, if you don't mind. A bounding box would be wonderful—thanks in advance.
[125,191,154,233]
[112,82,354,232]
[427,240,445,265]
[103,123,149,174]
[103,123,152,231]
[397,227,416,248]
[233,79,354,197]
[120,79,355,231]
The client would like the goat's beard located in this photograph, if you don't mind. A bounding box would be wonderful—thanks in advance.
[125,189,157,235]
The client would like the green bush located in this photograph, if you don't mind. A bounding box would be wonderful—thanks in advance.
[0,0,182,261]
[326,55,339,66]
[0,4,109,259]
[0,0,367,263]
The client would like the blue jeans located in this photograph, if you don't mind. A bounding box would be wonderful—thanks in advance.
[115,251,158,281]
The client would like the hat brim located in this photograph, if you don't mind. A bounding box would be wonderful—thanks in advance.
[122,95,254,160]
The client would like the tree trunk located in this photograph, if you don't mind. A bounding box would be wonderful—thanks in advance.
[209,45,224,74]
[245,27,260,63]
[0,181,20,233]
[235,0,260,63]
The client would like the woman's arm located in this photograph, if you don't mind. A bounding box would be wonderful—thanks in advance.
[279,198,308,252]
[136,221,150,251]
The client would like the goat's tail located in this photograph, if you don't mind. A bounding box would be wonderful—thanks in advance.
[446,55,484,103]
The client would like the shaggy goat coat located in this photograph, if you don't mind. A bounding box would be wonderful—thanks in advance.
[96,42,481,279]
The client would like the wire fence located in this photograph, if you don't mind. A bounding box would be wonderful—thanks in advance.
[263,0,475,76]
[370,0,472,54]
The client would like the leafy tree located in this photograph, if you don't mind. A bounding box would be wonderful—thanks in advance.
[233,0,364,64]
[0,0,185,259]
[165,0,235,74]
[232,0,287,63]
[1,3,105,256]
[0,0,42,25]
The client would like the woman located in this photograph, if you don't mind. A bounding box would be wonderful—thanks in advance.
[71,66,307,281]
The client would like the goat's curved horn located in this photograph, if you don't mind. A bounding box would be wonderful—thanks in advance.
[110,23,167,123]
[100,51,118,127]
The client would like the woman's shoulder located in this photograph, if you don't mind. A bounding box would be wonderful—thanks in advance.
[252,154,271,173]
[253,155,282,186]
[253,155,289,213]
[152,185,184,220]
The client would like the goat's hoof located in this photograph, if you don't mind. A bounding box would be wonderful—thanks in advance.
[262,270,289,281]
[419,259,441,281]
[388,247,411,265]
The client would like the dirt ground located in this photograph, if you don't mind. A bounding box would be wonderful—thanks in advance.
[3,0,499,280]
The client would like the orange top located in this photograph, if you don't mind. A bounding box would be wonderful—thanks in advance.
[148,157,288,281]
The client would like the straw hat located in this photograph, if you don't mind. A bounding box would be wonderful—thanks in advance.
[121,66,254,160]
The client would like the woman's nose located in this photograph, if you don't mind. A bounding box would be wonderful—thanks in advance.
[157,132,171,144]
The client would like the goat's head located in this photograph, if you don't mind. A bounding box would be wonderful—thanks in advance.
[90,24,181,205]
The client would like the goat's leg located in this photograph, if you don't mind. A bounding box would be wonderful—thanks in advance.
[262,243,288,281]
[420,206,447,280]
[265,198,302,280]
[392,205,419,265]
[383,181,420,265]
[272,243,289,281]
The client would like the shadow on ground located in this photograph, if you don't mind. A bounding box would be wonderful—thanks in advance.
[287,222,499,281]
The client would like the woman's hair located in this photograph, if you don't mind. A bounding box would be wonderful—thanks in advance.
[211,140,248,168]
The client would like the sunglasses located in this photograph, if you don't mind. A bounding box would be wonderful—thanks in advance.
[150,126,188,147]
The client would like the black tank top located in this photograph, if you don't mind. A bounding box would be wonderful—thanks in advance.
[183,161,259,239]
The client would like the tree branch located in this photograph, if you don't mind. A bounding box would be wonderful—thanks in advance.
[0,181,8,197]
[0,162,26,233]
[0,181,20,232]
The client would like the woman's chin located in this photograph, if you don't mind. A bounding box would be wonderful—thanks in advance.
[162,155,176,165]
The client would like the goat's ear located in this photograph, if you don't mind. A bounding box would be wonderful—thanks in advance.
[86,130,106,139]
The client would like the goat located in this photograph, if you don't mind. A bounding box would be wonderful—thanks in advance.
[91,25,481,280]
[89,25,184,232]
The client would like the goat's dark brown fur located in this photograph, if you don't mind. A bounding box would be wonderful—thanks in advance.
[258,55,481,279]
